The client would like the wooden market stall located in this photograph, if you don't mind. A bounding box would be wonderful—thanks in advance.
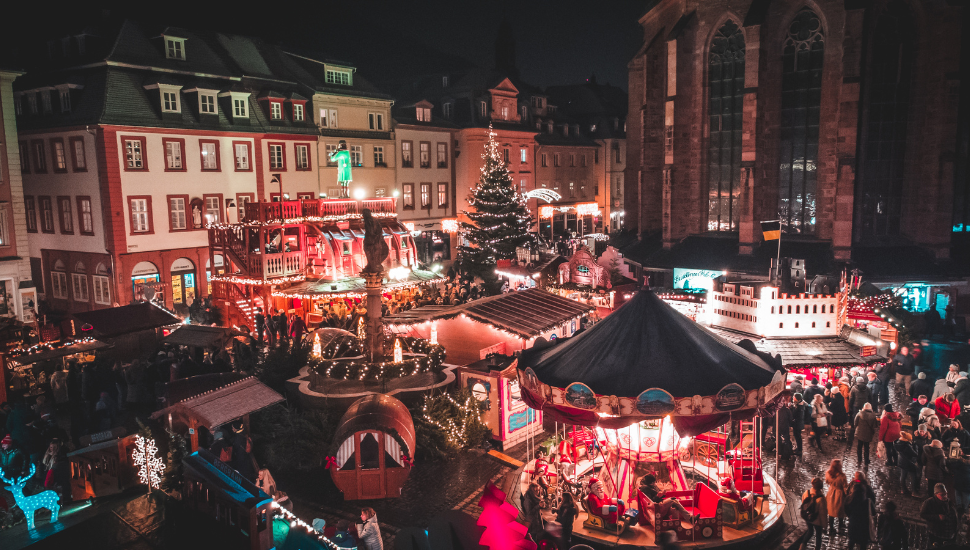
[2,338,112,404]
[456,355,543,451]
[71,302,180,359]
[67,433,138,501]
[330,393,415,500]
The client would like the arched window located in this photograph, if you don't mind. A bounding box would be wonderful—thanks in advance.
[707,20,745,231]
[858,1,914,237]
[778,9,824,234]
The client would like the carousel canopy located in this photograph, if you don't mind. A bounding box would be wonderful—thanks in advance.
[519,289,778,398]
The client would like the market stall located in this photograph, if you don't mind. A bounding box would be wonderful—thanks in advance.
[509,289,787,547]
[2,338,112,403]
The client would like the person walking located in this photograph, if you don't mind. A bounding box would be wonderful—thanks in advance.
[953,372,970,407]
[922,439,948,496]
[874,360,894,405]
[275,309,289,346]
[810,394,830,450]
[878,404,902,466]
[849,377,871,423]
[876,501,908,550]
[854,403,879,465]
[777,401,794,458]
[907,395,934,427]
[289,313,308,347]
[920,484,959,548]
[253,307,266,344]
[804,378,824,404]
[947,455,970,516]
[358,507,383,550]
[829,388,849,439]
[825,459,848,535]
[866,371,883,410]
[791,394,810,456]
[910,372,934,404]
[555,491,578,548]
[799,477,828,550]
[895,432,921,496]
[845,471,875,550]
[893,346,914,398]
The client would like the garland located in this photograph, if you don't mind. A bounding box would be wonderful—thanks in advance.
[312,337,446,381]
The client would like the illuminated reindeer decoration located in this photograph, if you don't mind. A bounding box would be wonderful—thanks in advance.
[1,464,60,529]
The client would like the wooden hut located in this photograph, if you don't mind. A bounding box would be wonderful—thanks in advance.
[457,355,542,450]
[331,394,415,500]
[182,448,274,550]
[71,303,180,359]
[67,433,138,501]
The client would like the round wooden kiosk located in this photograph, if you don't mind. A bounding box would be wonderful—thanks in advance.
[330,393,415,500]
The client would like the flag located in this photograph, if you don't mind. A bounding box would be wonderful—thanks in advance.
[761,220,781,241]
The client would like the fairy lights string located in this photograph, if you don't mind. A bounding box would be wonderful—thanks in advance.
[313,336,446,381]
[9,337,98,358]
[211,274,307,286]
[271,502,340,550]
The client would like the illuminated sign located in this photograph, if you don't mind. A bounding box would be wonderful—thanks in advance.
[673,268,725,291]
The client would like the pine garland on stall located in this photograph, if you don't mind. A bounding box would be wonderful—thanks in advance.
[160,429,189,495]
[458,125,535,278]
[414,389,491,459]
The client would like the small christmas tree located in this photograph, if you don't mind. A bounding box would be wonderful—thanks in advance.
[458,125,534,279]
[160,429,189,494]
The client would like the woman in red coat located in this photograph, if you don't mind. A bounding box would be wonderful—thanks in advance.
[878,404,902,466]
[935,392,961,422]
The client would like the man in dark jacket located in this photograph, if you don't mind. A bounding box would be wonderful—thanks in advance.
[866,372,884,408]
[254,308,266,344]
[893,346,915,397]
[920,484,959,547]
[953,373,970,409]
[874,361,894,405]
[803,379,824,404]
[849,377,870,422]
[907,395,935,427]
[922,440,949,496]
[947,457,970,516]
[910,372,934,404]
[791,394,811,456]
[895,432,921,496]
[777,403,793,458]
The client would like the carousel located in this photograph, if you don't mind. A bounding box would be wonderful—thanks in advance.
[512,289,788,548]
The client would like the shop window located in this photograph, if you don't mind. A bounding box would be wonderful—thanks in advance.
[779,323,784,329]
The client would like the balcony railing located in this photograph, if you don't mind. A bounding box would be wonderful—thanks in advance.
[361,198,396,216]
[243,199,372,222]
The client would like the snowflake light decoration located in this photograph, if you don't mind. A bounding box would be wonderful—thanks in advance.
[133,435,165,490]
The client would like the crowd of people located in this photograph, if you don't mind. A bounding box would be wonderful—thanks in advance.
[786,342,970,549]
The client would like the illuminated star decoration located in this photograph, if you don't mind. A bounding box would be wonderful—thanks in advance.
[133,435,165,490]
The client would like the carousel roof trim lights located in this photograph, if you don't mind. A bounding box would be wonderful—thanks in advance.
[516,289,786,435]
[273,269,444,300]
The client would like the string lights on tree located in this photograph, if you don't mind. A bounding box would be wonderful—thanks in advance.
[458,125,535,278]
[133,435,165,490]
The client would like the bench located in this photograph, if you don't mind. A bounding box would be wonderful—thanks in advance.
[636,482,723,541]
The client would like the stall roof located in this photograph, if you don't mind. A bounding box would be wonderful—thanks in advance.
[10,339,112,365]
[518,289,778,398]
[707,325,887,367]
[278,269,444,297]
[72,303,180,338]
[183,448,271,507]
[163,325,233,348]
[150,376,283,429]
[385,288,594,339]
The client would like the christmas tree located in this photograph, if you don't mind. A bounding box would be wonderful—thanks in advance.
[458,126,534,278]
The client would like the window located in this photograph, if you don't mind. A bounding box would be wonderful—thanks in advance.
[201,140,222,171]
[581,154,587,167]
[77,196,93,235]
[297,193,314,200]
[19,143,29,173]
[40,197,54,233]
[369,112,385,130]
[707,20,745,232]
[0,207,9,247]
[501,106,509,119]
[318,108,338,128]
[200,93,216,114]
[520,148,528,164]
[69,137,86,171]
[859,4,914,237]
[162,91,180,113]
[531,96,544,109]
[403,184,414,209]
[204,194,222,224]
[32,141,47,173]
[373,146,385,166]
[521,105,528,120]
[168,196,188,231]
[438,183,447,207]
[437,143,447,168]
[26,94,37,115]
[128,196,152,234]
[25,196,37,233]
[778,9,824,235]
[59,89,71,112]
[93,275,111,305]
[541,153,547,167]
[570,153,575,167]
[443,102,453,119]
[614,142,623,163]
[401,141,413,168]
[479,101,488,118]
[14,95,21,116]
[233,141,251,171]
[236,193,254,220]
[420,183,430,208]
[270,102,282,120]
[569,182,575,198]
[269,143,285,170]
[41,92,52,114]
[326,144,337,166]
[165,38,185,60]
[51,271,67,300]
[325,68,351,85]
[232,97,248,118]
[123,136,147,170]
[416,107,431,122]
[553,153,561,167]
[442,76,449,87]
[326,187,341,198]
[71,272,88,302]
[350,145,362,167]
[294,144,310,170]
[419,142,430,168]
[51,139,67,172]
[293,103,304,121]
[163,138,185,171]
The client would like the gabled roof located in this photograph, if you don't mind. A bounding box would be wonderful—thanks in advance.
[72,303,180,338]
[151,376,283,429]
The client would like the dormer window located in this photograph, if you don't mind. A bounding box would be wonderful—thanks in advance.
[443,102,453,119]
[200,93,215,114]
[563,125,569,137]
[546,121,553,133]
[165,37,186,60]
[220,91,251,119]
[58,88,71,113]
[501,106,509,119]
[325,68,352,86]
[480,101,487,118]
[293,103,304,121]
[548,105,557,114]
[27,94,38,114]
[41,91,52,114]
[270,101,282,120]
[416,107,431,122]
[531,96,544,109]
[442,76,449,87]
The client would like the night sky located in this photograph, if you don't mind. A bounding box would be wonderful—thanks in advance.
[5,1,646,90]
